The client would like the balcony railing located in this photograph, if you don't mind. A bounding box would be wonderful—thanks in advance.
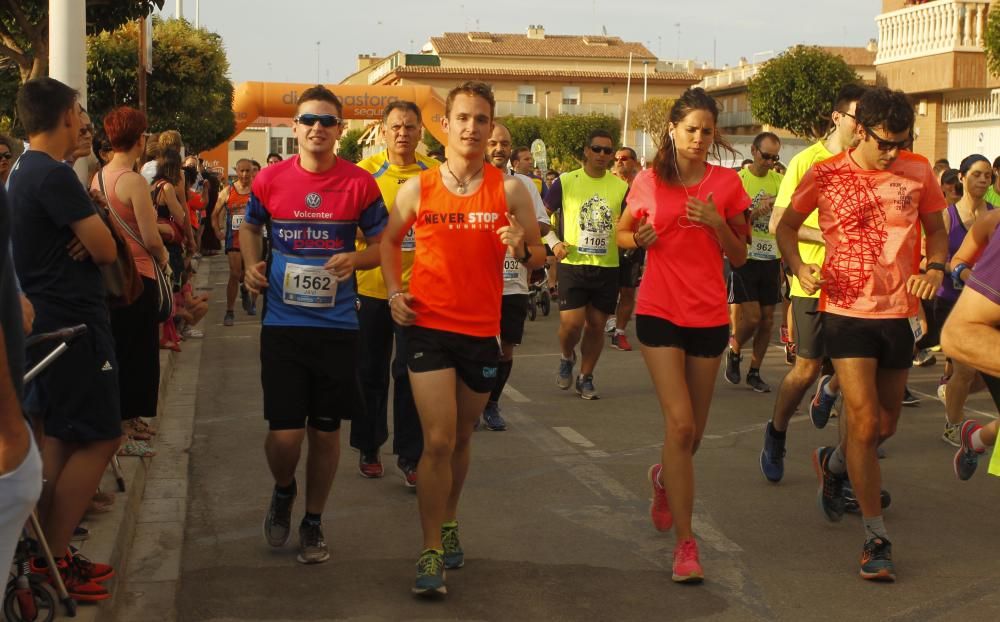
[718,110,759,128]
[875,0,991,64]
[558,102,623,117]
[699,66,760,90]
[943,89,1000,122]
[495,101,541,117]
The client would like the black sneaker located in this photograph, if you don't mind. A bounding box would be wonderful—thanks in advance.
[263,484,296,547]
[240,283,251,314]
[859,536,895,582]
[398,458,418,489]
[297,521,330,564]
[724,348,741,385]
[812,446,845,522]
[746,369,771,393]
[901,387,920,407]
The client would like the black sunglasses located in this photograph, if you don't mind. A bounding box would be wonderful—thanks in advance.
[863,126,908,152]
[759,152,780,162]
[589,145,614,155]
[295,113,341,128]
[0,152,11,160]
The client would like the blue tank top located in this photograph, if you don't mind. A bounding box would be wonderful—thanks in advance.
[938,202,994,301]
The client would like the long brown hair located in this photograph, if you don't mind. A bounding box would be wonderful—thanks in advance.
[653,88,738,185]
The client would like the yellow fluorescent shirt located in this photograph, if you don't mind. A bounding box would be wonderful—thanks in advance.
[355,151,440,299]
[776,141,833,299]
[738,167,784,260]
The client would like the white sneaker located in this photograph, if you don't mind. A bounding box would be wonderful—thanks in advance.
[182,327,204,339]
[604,317,616,335]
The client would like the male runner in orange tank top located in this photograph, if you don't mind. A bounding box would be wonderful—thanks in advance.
[380,82,544,597]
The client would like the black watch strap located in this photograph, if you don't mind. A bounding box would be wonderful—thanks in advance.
[926,262,946,272]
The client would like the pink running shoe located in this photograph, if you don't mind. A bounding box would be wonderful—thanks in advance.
[647,464,673,531]
[672,538,704,583]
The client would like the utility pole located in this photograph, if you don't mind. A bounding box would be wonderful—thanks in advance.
[195,0,200,28]
[175,0,183,20]
[316,41,321,83]
[138,16,147,114]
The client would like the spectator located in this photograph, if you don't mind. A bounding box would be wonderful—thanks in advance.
[152,150,189,290]
[0,133,19,184]
[266,152,282,165]
[934,158,951,179]
[139,132,160,183]
[10,76,119,602]
[941,168,962,205]
[94,106,169,457]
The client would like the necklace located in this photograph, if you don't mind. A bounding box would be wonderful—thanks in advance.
[445,161,484,194]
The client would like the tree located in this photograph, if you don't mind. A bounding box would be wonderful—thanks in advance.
[337,127,365,163]
[499,115,547,150]
[632,97,674,149]
[87,17,235,153]
[422,130,443,157]
[986,5,1000,77]
[747,46,859,138]
[0,0,164,83]
[542,113,621,165]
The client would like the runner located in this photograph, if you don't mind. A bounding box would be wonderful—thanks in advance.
[725,132,784,392]
[510,145,545,196]
[380,81,543,596]
[266,153,282,166]
[482,123,551,431]
[607,146,643,351]
[545,130,629,399]
[759,83,866,482]
[986,156,1000,206]
[352,101,438,483]
[213,158,255,325]
[616,87,750,583]
[942,208,1000,480]
[933,155,994,446]
[777,86,948,581]
[241,85,388,565]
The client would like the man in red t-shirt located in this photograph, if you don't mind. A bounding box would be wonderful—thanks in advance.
[777,87,947,582]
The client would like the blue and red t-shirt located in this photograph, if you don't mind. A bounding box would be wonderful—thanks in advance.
[245,155,387,330]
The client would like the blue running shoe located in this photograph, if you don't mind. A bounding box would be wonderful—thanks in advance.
[557,354,575,390]
[954,419,984,481]
[482,401,507,431]
[441,522,464,569]
[412,549,446,596]
[812,446,845,522]
[859,537,895,582]
[809,375,837,429]
[759,421,786,483]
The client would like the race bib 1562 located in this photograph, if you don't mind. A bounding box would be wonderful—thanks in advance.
[283,262,336,308]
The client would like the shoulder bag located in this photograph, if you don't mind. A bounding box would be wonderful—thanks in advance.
[95,170,144,307]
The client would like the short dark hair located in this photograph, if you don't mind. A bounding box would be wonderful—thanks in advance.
[616,147,637,160]
[510,146,532,165]
[17,77,78,136]
[266,152,282,162]
[834,83,868,114]
[251,160,261,169]
[382,100,422,123]
[752,131,780,151]
[587,129,614,145]
[297,85,343,116]
[941,168,963,198]
[740,158,754,167]
[445,81,495,119]
[855,86,914,135]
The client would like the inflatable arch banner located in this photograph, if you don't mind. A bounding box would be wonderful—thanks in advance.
[199,82,448,174]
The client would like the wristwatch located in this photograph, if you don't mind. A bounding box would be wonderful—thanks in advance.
[926,262,946,273]
[516,242,532,265]
[951,262,969,288]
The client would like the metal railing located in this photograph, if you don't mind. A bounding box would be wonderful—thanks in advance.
[718,110,759,128]
[495,101,541,117]
[557,102,623,117]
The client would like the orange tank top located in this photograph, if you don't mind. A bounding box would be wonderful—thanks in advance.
[410,164,508,337]
[91,167,155,280]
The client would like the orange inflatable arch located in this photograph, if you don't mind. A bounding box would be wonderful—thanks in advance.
[200,82,448,174]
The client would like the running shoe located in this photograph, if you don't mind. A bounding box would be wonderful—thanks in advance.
[954,419,984,481]
[223,310,235,327]
[575,374,599,400]
[937,379,948,403]
[672,538,704,583]
[859,537,895,582]
[647,464,673,531]
[942,422,961,448]
[784,342,796,366]
[557,354,575,390]
[780,325,790,344]
[181,326,204,339]
[50,563,110,602]
[240,284,251,314]
[912,349,937,367]
[482,401,507,431]
[746,369,771,393]
[72,525,90,541]
[247,301,257,316]
[441,523,464,569]
[809,375,838,429]
[842,479,892,513]
[901,387,920,407]
[812,446,845,522]
[359,451,383,478]
[759,422,786,483]
[412,549,447,596]
[604,317,616,335]
[398,458,418,489]
[263,484,296,547]
[297,521,330,564]
[68,551,114,583]
[724,348,741,385]
[610,333,633,351]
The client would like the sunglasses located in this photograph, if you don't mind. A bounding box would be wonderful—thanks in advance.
[295,113,341,128]
[863,126,908,152]
[614,156,633,162]
[589,145,614,155]
[759,152,780,162]
[0,152,11,160]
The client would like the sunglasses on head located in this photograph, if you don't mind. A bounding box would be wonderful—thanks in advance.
[589,145,614,155]
[295,113,341,128]
[863,126,908,152]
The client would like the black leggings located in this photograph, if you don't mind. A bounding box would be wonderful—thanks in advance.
[110,276,160,420]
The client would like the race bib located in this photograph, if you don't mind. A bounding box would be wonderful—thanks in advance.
[908,315,924,341]
[401,227,416,252]
[748,211,778,261]
[578,230,609,256]
[231,213,244,231]
[503,254,526,282]
[283,262,336,308]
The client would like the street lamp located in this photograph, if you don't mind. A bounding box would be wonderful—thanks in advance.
[545,91,550,119]
[316,41,321,83]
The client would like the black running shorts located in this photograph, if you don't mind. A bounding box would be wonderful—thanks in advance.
[791,296,825,360]
[728,259,783,306]
[636,314,729,358]
[259,326,363,431]
[500,294,529,345]
[558,263,619,314]
[822,313,914,369]
[405,325,501,394]
[618,248,644,288]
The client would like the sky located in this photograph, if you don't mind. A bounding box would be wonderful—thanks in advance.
[160,0,880,85]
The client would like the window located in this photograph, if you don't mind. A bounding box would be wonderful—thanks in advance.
[270,137,283,154]
[602,87,609,94]
[517,85,535,104]
[231,140,249,151]
[285,137,298,153]
[561,86,580,105]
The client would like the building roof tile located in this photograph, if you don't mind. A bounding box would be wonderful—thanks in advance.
[391,65,698,84]
[430,31,657,60]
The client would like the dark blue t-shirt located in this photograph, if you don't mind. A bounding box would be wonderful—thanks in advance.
[0,184,24,401]
[9,151,108,328]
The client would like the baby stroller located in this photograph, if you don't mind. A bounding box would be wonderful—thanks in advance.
[5,324,90,620]
[527,266,552,321]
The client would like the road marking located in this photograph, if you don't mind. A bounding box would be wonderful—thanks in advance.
[908,388,998,419]
[585,449,610,459]
[702,414,809,440]
[516,352,564,359]
[553,426,595,447]
[502,383,531,403]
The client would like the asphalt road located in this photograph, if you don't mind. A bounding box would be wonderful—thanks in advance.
[173,258,1000,621]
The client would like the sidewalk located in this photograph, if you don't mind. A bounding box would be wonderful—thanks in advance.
[72,259,212,622]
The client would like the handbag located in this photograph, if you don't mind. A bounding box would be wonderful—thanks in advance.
[151,180,186,244]
[95,172,144,307]
[99,170,173,323]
